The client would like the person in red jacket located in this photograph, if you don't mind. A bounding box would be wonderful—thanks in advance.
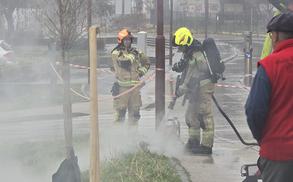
[245,12,293,182]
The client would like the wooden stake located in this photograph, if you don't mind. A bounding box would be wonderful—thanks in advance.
[89,25,100,182]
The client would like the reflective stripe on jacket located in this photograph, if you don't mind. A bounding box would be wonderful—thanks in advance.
[112,47,150,87]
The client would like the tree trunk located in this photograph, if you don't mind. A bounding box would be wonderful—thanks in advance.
[0,12,4,39]
[62,50,74,159]
[4,7,15,42]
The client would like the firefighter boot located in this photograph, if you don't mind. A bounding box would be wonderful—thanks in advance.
[128,107,140,125]
[114,109,126,123]
[185,138,200,154]
[191,145,212,155]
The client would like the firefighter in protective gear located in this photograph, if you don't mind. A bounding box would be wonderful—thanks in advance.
[173,27,215,155]
[261,0,293,59]
[111,29,150,124]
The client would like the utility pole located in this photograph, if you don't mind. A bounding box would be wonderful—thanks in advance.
[204,0,209,39]
[122,0,125,15]
[250,6,253,33]
[244,31,253,87]
[156,0,165,129]
[87,0,92,84]
[169,0,173,66]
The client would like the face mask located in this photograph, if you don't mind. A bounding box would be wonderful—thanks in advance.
[123,38,132,49]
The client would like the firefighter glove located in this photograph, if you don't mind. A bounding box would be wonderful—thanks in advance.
[176,85,187,97]
[172,59,187,73]
[137,67,148,77]
[111,82,120,96]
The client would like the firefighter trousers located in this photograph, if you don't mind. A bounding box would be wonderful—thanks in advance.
[185,82,215,148]
[113,86,142,124]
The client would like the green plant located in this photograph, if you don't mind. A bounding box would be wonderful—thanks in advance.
[82,150,181,182]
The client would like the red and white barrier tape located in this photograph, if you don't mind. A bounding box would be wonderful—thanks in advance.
[166,72,251,91]
[50,63,91,100]
[55,61,113,74]
[216,83,250,91]
[50,62,157,101]
[53,61,251,101]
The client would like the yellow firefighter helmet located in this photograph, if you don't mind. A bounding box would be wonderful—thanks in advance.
[173,27,194,46]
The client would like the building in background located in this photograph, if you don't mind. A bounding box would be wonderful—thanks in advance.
[218,0,272,32]
[147,0,272,34]
[185,0,220,17]
[115,0,147,15]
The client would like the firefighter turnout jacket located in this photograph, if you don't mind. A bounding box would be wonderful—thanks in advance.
[111,47,150,87]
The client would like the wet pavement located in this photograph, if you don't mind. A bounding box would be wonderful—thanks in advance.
[0,36,262,182]
[178,55,260,182]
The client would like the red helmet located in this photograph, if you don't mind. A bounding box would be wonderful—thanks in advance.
[117,28,133,44]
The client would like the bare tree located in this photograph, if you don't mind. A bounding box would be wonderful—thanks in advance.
[134,0,143,14]
[0,0,41,41]
[93,0,114,31]
[0,8,5,39]
[39,0,87,160]
[144,0,155,12]
[0,0,22,40]
[40,0,87,52]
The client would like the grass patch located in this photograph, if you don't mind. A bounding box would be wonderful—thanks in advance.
[82,149,182,182]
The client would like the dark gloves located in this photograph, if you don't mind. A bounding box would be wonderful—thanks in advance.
[172,59,187,73]
[111,82,120,96]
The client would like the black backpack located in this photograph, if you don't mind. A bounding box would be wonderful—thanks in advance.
[202,38,225,83]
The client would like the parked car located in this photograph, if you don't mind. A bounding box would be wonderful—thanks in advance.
[0,40,14,67]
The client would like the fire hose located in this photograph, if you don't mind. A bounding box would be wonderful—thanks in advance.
[212,94,258,146]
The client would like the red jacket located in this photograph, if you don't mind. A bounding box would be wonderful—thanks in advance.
[258,39,293,161]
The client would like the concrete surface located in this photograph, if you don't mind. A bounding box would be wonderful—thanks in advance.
[0,37,261,182]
